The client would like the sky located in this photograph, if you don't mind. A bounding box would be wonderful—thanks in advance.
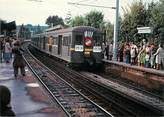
[0,0,159,25]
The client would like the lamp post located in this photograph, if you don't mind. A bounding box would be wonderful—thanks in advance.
[113,0,119,61]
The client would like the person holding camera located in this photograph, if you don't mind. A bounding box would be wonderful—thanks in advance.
[12,40,26,78]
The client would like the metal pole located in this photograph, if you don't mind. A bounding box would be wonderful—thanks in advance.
[113,0,119,61]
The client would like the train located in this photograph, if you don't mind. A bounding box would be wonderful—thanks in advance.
[31,25,105,68]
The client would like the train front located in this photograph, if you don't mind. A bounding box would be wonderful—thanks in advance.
[71,27,104,68]
[83,30,103,66]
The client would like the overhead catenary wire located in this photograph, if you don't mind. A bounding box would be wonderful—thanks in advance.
[77,0,98,3]
[68,2,116,9]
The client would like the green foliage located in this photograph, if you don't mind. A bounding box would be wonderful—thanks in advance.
[150,1,164,43]
[68,10,113,43]
[70,16,86,27]
[69,10,105,29]
[46,15,64,27]
[85,10,104,28]
[120,0,164,45]
[105,22,114,43]
[120,1,147,43]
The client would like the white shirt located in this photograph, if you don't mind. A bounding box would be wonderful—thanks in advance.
[130,44,138,58]
[109,44,113,55]
[5,42,11,53]
[131,49,135,58]
[154,47,164,64]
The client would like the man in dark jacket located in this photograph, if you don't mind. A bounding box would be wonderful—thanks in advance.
[12,41,25,78]
[0,85,15,116]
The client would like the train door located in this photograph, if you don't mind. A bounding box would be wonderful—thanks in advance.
[58,35,62,55]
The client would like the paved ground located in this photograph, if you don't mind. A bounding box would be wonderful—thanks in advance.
[0,61,67,117]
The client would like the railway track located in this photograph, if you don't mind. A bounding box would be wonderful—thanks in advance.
[96,71,163,101]
[23,47,113,117]
[28,45,163,116]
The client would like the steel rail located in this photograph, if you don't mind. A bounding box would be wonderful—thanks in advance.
[23,47,114,117]
[28,45,163,116]
[23,53,72,117]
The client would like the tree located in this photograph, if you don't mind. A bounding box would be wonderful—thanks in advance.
[85,10,104,28]
[120,1,148,43]
[149,0,164,44]
[45,15,64,27]
[120,0,164,45]
[105,22,114,43]
[70,16,86,27]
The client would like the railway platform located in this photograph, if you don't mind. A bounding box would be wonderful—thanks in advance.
[0,61,67,117]
[103,59,164,89]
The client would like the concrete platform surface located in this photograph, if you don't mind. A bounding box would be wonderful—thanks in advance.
[0,62,67,117]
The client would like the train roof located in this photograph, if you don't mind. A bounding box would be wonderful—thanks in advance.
[32,26,102,37]
[46,26,101,34]
[71,26,100,32]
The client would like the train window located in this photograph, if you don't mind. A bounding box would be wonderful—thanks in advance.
[48,36,54,45]
[54,37,58,45]
[75,35,83,45]
[63,36,69,46]
[93,36,102,46]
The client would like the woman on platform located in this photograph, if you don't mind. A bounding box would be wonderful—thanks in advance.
[154,44,164,70]
[4,38,12,63]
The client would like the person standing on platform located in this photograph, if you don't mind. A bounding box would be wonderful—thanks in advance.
[4,38,12,63]
[145,43,151,68]
[150,44,156,68]
[138,39,147,67]
[108,42,113,60]
[105,44,109,60]
[0,85,16,116]
[119,43,124,62]
[12,41,26,78]
[0,38,4,63]
[11,38,17,48]
[102,42,106,59]
[124,43,131,64]
[154,44,164,70]
[130,42,138,65]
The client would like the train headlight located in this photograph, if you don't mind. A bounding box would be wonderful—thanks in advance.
[85,37,92,46]
[84,51,90,55]
[84,51,90,57]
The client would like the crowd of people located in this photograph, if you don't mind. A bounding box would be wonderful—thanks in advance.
[0,36,26,78]
[104,39,164,70]
[0,37,26,116]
